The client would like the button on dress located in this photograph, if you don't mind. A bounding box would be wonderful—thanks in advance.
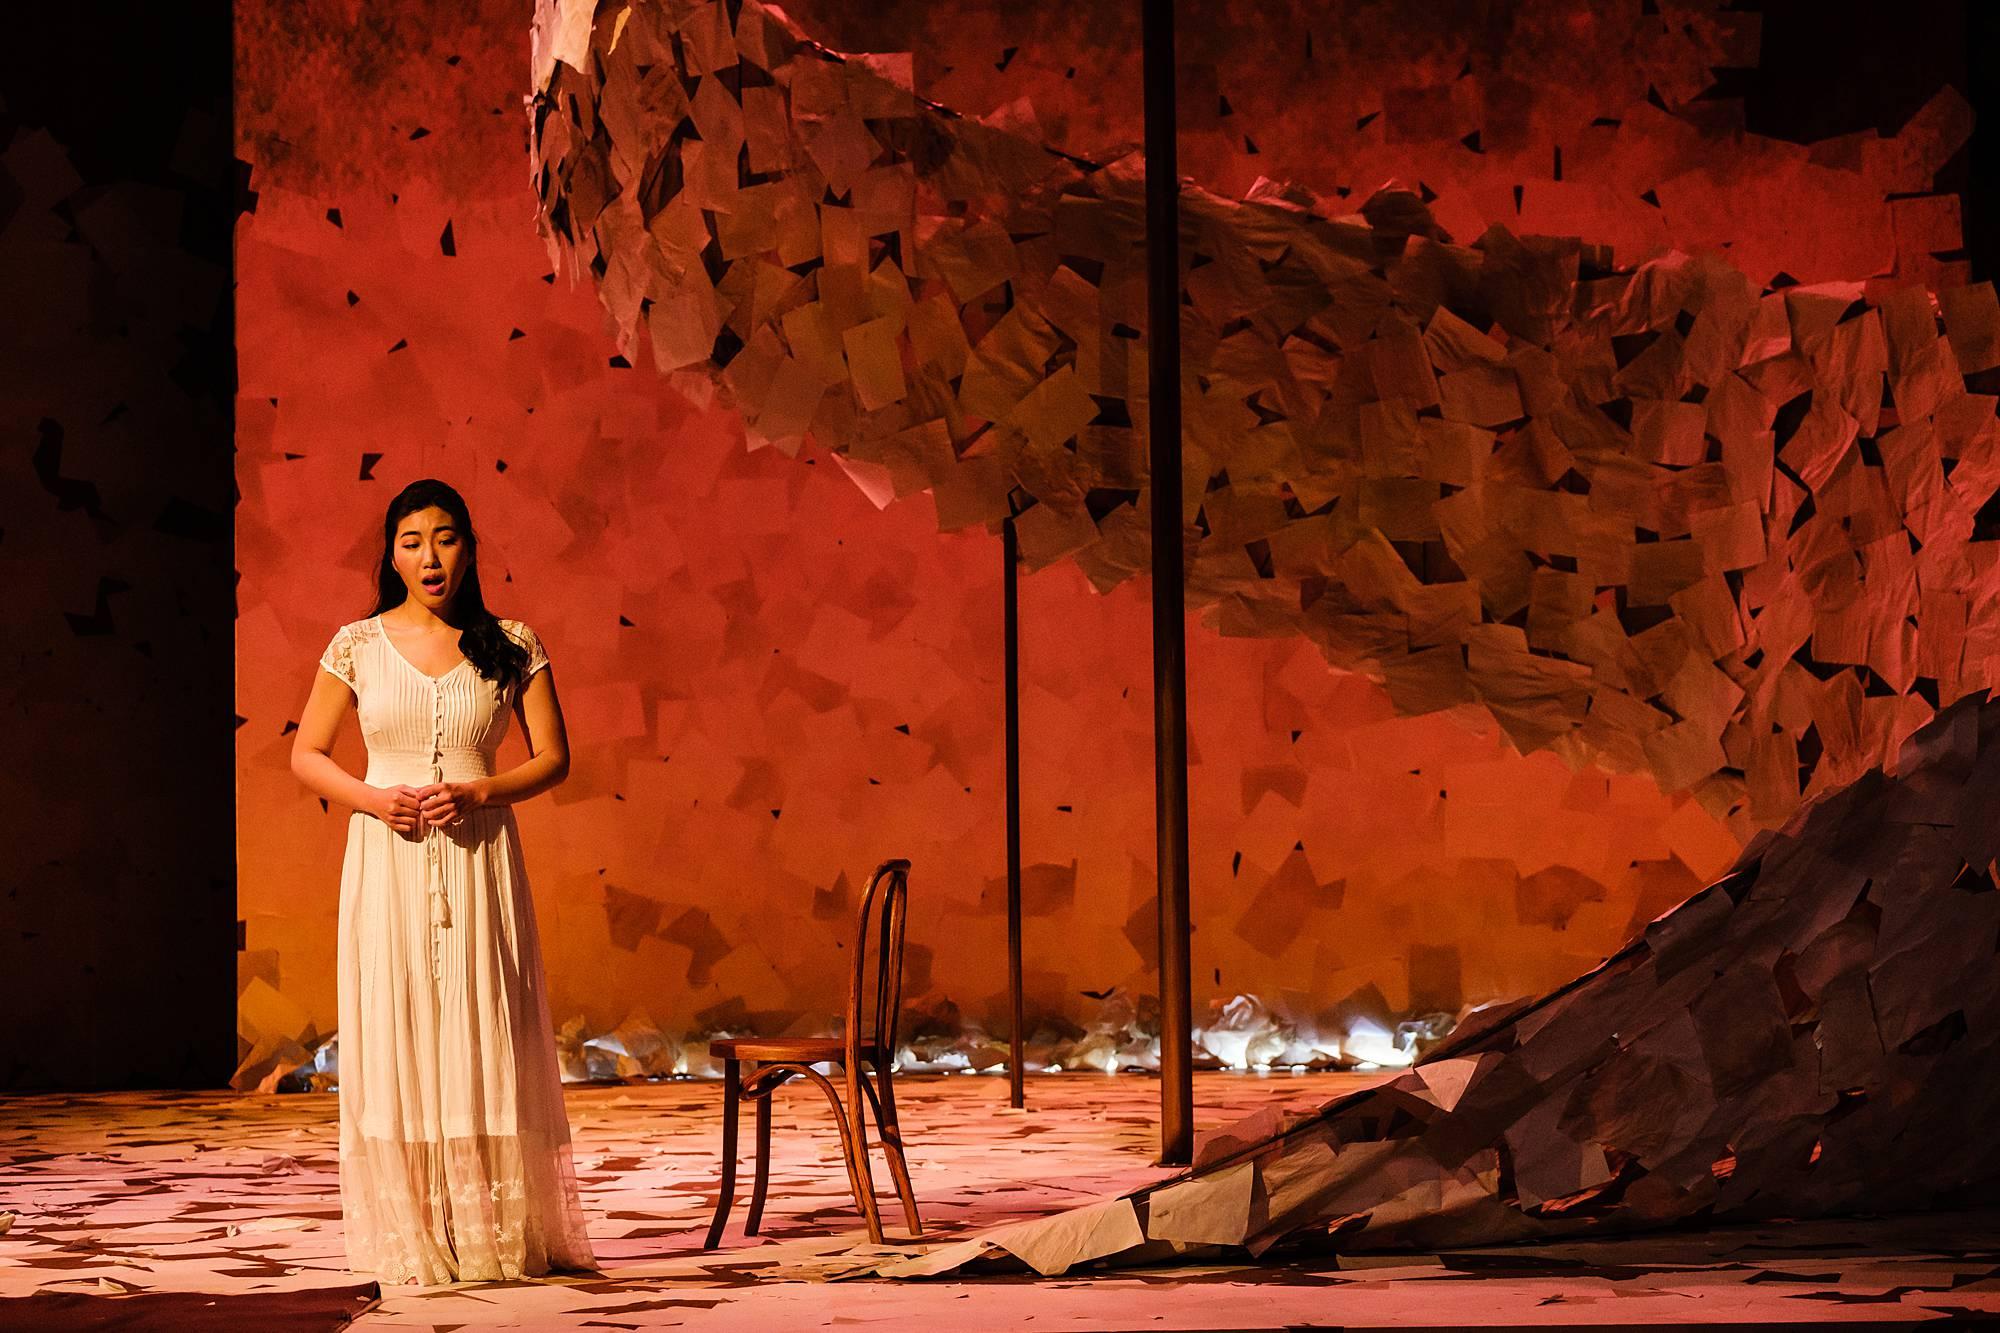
[318,614,594,1284]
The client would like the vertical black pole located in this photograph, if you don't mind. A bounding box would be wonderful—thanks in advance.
[1143,0,1194,1167]
[1970,1,2000,284]
[1003,515,1025,1109]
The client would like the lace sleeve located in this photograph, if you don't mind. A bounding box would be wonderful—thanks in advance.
[319,624,357,692]
[509,621,550,682]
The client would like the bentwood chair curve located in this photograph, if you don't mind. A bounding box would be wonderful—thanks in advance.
[702,857,920,1247]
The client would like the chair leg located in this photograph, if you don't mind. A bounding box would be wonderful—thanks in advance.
[823,1086,874,1243]
[785,1064,878,1244]
[703,1058,741,1249]
[871,1063,923,1238]
[744,1089,773,1236]
[842,1061,886,1244]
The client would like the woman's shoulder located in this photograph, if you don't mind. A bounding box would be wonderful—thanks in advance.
[496,617,547,655]
[494,617,550,675]
[319,615,379,687]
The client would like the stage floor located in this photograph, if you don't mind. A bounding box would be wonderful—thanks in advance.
[5,1072,2000,1328]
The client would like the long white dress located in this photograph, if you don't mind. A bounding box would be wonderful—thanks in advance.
[317,613,595,1284]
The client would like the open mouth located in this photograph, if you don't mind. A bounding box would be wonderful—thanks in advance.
[421,574,447,594]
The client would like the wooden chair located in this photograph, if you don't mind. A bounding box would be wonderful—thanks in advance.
[703,858,921,1247]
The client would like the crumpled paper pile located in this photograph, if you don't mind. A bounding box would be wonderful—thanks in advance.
[858,688,2000,1276]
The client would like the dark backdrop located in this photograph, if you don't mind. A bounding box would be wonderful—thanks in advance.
[0,3,237,1089]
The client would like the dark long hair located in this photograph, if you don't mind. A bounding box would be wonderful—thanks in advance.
[368,479,529,693]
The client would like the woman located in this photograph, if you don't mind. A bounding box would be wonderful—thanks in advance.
[290,478,595,1285]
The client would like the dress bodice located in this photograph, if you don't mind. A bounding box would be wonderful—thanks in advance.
[320,615,550,783]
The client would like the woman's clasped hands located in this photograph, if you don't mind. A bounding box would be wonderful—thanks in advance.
[369,781,487,837]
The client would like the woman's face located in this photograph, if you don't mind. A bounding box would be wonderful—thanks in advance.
[392,505,468,611]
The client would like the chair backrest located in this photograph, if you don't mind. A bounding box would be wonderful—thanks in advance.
[846,858,911,1068]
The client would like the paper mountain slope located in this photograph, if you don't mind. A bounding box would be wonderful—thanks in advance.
[877,689,2000,1276]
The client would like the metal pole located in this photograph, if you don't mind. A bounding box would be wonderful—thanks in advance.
[1004,514,1025,1109]
[1143,0,1193,1167]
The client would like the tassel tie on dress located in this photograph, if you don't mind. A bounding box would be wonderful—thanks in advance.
[427,675,453,982]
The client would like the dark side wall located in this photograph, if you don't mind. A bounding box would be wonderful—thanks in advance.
[0,3,237,1089]
[1739,0,1997,285]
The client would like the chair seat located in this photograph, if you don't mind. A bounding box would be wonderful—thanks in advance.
[709,1036,884,1063]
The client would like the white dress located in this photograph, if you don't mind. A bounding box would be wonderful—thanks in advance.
[318,614,595,1284]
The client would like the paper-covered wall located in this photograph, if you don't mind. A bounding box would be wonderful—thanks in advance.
[235,0,1988,1080]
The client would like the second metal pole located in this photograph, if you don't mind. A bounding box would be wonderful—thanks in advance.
[1143,0,1194,1167]
[1004,514,1025,1109]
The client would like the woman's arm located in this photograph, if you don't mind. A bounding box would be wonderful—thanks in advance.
[480,666,571,805]
[291,668,422,833]
[416,665,571,826]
